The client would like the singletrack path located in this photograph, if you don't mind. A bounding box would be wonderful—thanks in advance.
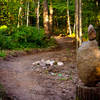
[0,37,77,100]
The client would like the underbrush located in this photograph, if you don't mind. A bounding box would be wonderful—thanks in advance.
[0,25,56,50]
[0,51,6,58]
[82,33,88,41]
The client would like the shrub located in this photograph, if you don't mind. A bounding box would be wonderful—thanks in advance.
[0,51,6,58]
[0,25,56,49]
[82,33,88,41]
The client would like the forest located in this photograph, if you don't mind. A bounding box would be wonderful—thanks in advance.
[0,0,99,51]
[0,0,100,100]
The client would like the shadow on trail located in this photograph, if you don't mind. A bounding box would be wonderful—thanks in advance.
[0,37,77,100]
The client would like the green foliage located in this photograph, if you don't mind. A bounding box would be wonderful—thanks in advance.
[46,38,57,47]
[82,0,100,34]
[0,51,6,58]
[82,33,88,41]
[0,0,99,44]
[0,26,55,49]
[0,25,7,30]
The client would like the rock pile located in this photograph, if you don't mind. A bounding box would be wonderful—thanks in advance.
[32,59,64,68]
[77,25,100,86]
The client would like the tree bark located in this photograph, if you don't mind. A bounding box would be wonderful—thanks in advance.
[96,0,98,7]
[75,0,79,50]
[75,0,82,49]
[17,0,23,28]
[78,0,82,46]
[36,0,40,30]
[27,2,29,27]
[67,0,72,35]
[43,0,50,36]
[76,85,100,100]
[49,0,53,34]
[17,7,22,27]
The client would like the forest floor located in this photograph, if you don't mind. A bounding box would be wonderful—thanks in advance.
[0,37,79,100]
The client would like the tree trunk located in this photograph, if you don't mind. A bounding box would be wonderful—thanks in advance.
[96,0,98,7]
[36,0,40,30]
[78,0,82,46]
[43,0,50,36]
[76,85,100,100]
[17,7,22,28]
[75,0,79,50]
[27,2,29,27]
[67,0,72,35]
[49,0,53,34]
[17,0,23,28]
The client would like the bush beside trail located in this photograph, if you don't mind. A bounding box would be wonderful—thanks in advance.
[0,25,56,50]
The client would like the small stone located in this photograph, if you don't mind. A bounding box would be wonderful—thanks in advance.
[41,59,45,62]
[50,72,56,76]
[49,60,55,66]
[45,60,51,66]
[57,62,64,66]
[43,67,47,69]
[39,62,46,66]
[32,61,40,65]
[46,60,55,66]
[88,24,96,40]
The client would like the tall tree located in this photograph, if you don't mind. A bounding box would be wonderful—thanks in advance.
[43,0,50,36]
[75,0,82,48]
[36,0,40,30]
[27,1,29,27]
[49,0,53,34]
[78,0,82,46]
[17,7,22,27]
[66,0,72,35]
[75,0,79,49]
[17,0,23,27]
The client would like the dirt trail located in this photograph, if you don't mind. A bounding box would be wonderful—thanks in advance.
[0,37,77,100]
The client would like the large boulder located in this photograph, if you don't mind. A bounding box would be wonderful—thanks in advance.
[77,25,100,86]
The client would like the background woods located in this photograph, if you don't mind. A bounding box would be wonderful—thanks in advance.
[0,0,100,50]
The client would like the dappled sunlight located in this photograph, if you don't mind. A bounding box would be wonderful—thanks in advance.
[54,34,65,39]
[67,34,75,38]
[54,33,75,39]
[0,25,7,30]
[54,36,74,43]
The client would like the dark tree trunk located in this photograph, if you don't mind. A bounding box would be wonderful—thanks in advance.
[43,0,50,36]
[78,0,82,46]
[75,0,79,50]
[76,85,100,100]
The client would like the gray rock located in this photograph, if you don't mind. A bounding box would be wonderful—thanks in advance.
[77,40,100,86]
[57,62,64,66]
[88,24,96,40]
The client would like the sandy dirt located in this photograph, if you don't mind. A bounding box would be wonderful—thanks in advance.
[0,37,78,100]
